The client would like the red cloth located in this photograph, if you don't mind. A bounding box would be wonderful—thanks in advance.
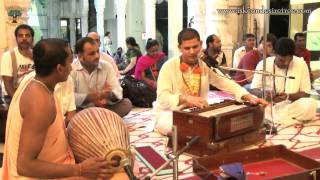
[299,147,320,160]
[295,48,311,66]
[134,52,165,80]
[235,50,261,86]
[244,158,305,180]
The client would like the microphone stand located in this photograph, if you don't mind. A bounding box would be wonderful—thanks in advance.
[216,66,286,135]
[143,133,200,180]
[172,125,178,180]
[218,66,295,80]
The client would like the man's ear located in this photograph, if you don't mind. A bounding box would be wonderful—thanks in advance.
[56,64,63,74]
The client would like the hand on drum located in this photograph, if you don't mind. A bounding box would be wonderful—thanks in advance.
[77,157,118,179]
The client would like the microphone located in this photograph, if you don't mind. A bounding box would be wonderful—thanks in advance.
[200,52,231,79]
[186,136,200,147]
[121,158,137,180]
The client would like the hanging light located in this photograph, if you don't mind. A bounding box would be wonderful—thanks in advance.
[8,9,22,23]
[4,0,31,24]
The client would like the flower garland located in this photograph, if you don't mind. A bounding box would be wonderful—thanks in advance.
[180,62,202,96]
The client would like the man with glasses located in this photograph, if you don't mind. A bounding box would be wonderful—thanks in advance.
[251,37,317,125]
[1,24,34,102]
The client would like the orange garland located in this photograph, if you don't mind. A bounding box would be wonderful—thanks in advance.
[180,62,202,74]
[180,62,202,96]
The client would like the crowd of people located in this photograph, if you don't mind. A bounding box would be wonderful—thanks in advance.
[0,23,317,179]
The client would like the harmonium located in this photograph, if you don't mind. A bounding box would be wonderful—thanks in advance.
[173,100,265,156]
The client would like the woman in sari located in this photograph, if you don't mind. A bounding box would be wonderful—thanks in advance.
[134,39,166,89]
[119,37,142,75]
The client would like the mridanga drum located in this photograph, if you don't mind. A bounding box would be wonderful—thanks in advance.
[67,107,133,174]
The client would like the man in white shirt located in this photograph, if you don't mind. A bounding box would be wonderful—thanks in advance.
[155,28,268,135]
[71,37,132,117]
[1,24,34,102]
[251,38,317,125]
[86,32,121,79]
[232,33,256,68]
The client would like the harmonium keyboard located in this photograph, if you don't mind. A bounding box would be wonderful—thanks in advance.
[172,100,265,156]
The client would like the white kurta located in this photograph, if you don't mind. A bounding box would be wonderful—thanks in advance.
[155,56,249,134]
[251,56,317,125]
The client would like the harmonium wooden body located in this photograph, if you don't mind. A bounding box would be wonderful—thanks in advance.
[193,145,320,180]
[173,100,265,156]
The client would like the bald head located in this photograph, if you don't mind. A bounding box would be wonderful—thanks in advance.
[86,32,101,46]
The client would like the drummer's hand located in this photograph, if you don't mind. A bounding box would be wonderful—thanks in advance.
[241,94,269,107]
[185,95,209,109]
[76,157,116,179]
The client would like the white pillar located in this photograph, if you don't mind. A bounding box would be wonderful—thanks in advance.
[0,1,7,57]
[144,0,156,40]
[81,0,89,37]
[205,0,233,67]
[47,0,60,38]
[246,0,254,34]
[94,0,106,49]
[187,0,206,44]
[69,0,76,46]
[228,0,244,49]
[116,0,127,50]
[168,0,183,57]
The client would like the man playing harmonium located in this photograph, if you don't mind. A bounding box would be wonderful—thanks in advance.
[154,28,268,135]
[250,37,317,125]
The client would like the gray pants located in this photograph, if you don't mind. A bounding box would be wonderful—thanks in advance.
[107,98,132,117]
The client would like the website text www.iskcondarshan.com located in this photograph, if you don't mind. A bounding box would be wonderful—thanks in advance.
[216,7,312,14]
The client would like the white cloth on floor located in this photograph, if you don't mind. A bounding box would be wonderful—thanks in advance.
[265,98,318,125]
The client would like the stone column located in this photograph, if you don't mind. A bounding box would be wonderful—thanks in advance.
[69,0,76,47]
[246,0,254,34]
[47,0,60,38]
[0,1,8,57]
[94,0,106,49]
[116,0,127,50]
[187,0,206,43]
[80,0,89,37]
[205,0,234,67]
[168,0,183,57]
[228,0,244,50]
[144,0,157,39]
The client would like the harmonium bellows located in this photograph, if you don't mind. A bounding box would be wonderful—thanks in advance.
[173,100,265,156]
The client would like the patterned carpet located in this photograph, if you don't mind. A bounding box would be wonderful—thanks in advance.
[1,92,319,179]
[126,91,320,179]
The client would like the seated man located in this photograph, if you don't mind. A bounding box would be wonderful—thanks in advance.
[86,32,121,79]
[2,38,114,179]
[72,37,132,117]
[205,34,227,66]
[232,33,256,68]
[294,32,313,82]
[251,38,317,125]
[235,33,277,89]
[23,71,77,124]
[155,28,268,135]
